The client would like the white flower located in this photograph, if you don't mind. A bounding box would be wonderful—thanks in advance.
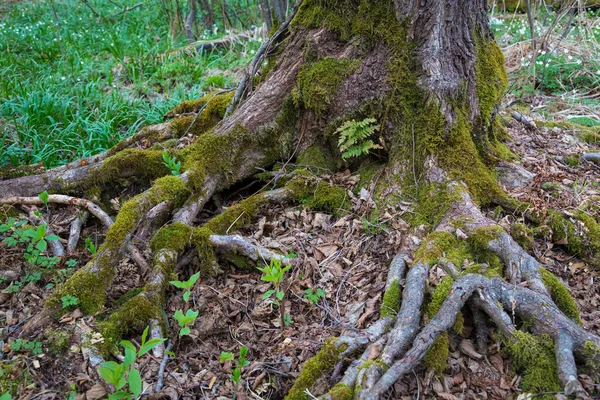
[563,48,569,54]
[568,55,573,60]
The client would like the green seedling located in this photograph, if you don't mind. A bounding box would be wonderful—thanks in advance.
[170,271,200,302]
[10,339,42,355]
[258,258,291,330]
[98,326,166,400]
[85,237,97,255]
[162,151,181,176]
[220,346,250,399]
[173,309,199,337]
[61,294,79,309]
[303,288,326,305]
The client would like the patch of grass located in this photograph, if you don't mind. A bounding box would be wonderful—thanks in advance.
[0,0,261,168]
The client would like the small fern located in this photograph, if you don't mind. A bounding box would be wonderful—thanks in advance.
[336,118,381,159]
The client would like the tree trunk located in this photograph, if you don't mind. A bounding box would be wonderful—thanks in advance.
[2,1,600,399]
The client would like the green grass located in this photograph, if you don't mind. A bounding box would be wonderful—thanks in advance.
[0,0,261,168]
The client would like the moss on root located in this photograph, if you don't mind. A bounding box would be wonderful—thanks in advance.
[504,331,561,398]
[169,91,235,137]
[285,338,347,400]
[91,149,169,186]
[414,231,470,266]
[539,268,582,324]
[150,222,194,254]
[328,383,353,400]
[97,295,161,356]
[380,278,401,318]
[296,144,339,171]
[582,340,600,381]
[424,332,449,376]
[510,223,535,251]
[286,178,349,215]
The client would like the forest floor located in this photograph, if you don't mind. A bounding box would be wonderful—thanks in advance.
[1,104,599,399]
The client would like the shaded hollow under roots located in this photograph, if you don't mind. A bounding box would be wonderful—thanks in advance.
[1,0,600,398]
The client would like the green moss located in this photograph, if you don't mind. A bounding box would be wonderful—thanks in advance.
[575,210,600,255]
[582,340,600,381]
[504,331,561,398]
[150,222,193,254]
[296,145,338,171]
[565,155,579,166]
[45,328,71,355]
[424,332,449,376]
[169,92,234,137]
[328,383,353,400]
[580,130,600,145]
[546,210,584,256]
[407,183,461,228]
[414,231,470,266]
[0,364,31,397]
[98,295,161,356]
[48,263,114,314]
[509,223,535,251]
[427,276,454,318]
[474,32,508,137]
[380,279,401,318]
[93,149,168,186]
[469,225,504,251]
[286,178,349,215]
[205,196,265,235]
[285,338,347,400]
[539,268,581,324]
[295,57,359,115]
[192,227,219,275]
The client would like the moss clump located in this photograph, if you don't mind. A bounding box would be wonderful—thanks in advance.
[93,149,168,186]
[98,295,161,356]
[539,268,581,324]
[474,32,508,137]
[0,364,31,397]
[285,338,347,400]
[296,145,338,171]
[546,210,584,256]
[565,155,579,167]
[424,332,449,376]
[380,279,401,318]
[575,210,600,257]
[407,183,462,228]
[427,276,453,318]
[582,340,600,381]
[169,92,234,137]
[48,264,114,314]
[469,225,504,251]
[45,328,71,355]
[286,178,349,215]
[150,222,193,254]
[205,196,265,235]
[294,57,359,115]
[504,331,561,398]
[192,227,219,275]
[510,223,535,251]
[328,383,353,400]
[414,231,470,266]
[580,130,600,144]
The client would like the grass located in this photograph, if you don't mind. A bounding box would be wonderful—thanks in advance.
[0,0,261,168]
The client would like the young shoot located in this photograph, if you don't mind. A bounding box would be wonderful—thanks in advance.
[98,326,166,400]
[220,346,250,399]
[162,151,181,176]
[258,258,291,330]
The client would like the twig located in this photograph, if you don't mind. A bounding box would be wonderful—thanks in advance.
[155,340,173,392]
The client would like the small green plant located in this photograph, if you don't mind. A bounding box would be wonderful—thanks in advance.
[258,258,291,330]
[173,309,199,337]
[98,326,166,400]
[170,271,200,302]
[0,392,11,400]
[162,151,181,176]
[85,237,97,255]
[1,218,60,267]
[39,191,49,207]
[170,272,201,336]
[303,287,326,305]
[65,259,78,268]
[219,346,250,399]
[9,339,42,355]
[5,281,23,294]
[336,118,381,159]
[61,294,79,309]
